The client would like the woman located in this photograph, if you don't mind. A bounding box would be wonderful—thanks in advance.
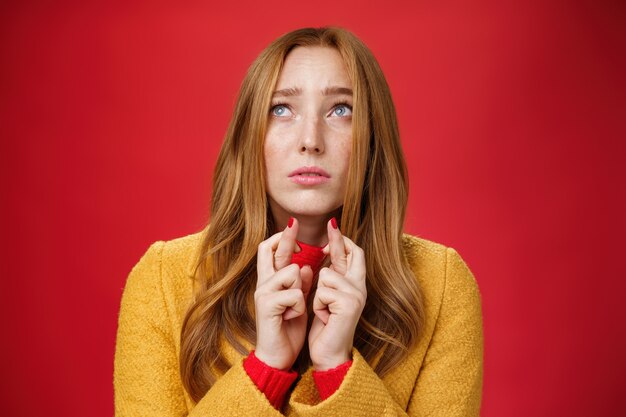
[114,26,483,416]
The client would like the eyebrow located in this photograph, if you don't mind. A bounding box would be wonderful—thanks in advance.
[272,86,353,98]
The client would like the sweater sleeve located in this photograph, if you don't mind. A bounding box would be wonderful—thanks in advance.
[114,242,284,417]
[244,350,299,409]
[312,360,352,400]
[285,247,484,416]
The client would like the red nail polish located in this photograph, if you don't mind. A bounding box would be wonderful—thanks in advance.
[288,217,294,228]
[330,217,338,229]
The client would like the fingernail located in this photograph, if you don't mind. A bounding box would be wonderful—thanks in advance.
[330,217,338,229]
[288,217,294,228]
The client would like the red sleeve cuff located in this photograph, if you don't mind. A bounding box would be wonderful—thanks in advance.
[243,350,298,410]
[312,360,353,400]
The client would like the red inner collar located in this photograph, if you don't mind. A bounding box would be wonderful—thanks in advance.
[290,240,327,274]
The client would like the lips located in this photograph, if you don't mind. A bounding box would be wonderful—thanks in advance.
[288,166,331,185]
[288,166,331,178]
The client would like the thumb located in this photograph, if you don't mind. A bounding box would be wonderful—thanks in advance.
[300,265,313,299]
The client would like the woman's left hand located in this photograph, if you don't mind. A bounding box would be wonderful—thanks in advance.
[308,218,367,371]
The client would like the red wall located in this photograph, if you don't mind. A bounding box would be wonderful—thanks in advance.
[1,1,624,416]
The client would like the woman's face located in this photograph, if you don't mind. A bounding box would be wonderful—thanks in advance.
[264,46,353,223]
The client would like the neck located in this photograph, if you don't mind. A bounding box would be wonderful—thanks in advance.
[293,216,330,247]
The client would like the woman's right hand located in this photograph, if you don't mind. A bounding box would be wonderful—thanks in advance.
[254,218,312,370]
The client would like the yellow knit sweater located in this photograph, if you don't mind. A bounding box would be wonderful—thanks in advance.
[114,230,483,416]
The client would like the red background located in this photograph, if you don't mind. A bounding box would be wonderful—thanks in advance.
[1,1,625,416]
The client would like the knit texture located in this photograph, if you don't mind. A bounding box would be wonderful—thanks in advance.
[244,350,299,410]
[312,360,353,400]
[290,240,326,275]
[114,228,484,416]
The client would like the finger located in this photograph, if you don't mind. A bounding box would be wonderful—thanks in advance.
[300,265,313,300]
[317,267,364,297]
[313,286,364,325]
[283,309,302,321]
[257,232,285,281]
[341,236,366,285]
[313,286,340,325]
[284,265,312,320]
[260,263,301,292]
[274,217,300,270]
[312,289,331,325]
[261,288,306,320]
[326,217,348,275]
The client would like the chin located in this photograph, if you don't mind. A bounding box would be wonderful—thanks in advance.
[288,205,340,218]
[275,198,342,218]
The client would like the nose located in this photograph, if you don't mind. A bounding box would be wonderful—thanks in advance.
[298,115,324,154]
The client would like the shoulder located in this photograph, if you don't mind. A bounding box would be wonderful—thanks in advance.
[400,233,482,324]
[401,233,448,266]
[121,228,208,319]
[401,232,478,286]
[158,228,207,276]
[127,228,206,281]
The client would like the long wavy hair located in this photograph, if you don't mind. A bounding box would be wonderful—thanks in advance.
[180,26,424,402]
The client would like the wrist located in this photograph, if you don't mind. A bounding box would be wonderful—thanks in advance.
[313,352,351,371]
[254,349,293,371]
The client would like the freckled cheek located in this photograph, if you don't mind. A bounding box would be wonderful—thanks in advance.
[263,132,288,162]
[263,134,290,187]
[335,134,352,173]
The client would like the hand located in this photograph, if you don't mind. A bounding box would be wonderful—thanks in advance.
[254,218,313,371]
[308,218,367,371]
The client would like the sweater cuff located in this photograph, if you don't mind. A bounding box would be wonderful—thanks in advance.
[243,350,298,410]
[312,359,353,400]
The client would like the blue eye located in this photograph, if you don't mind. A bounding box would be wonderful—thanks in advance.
[271,104,291,117]
[332,104,352,117]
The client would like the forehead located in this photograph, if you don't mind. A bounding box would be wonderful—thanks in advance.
[275,46,351,90]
